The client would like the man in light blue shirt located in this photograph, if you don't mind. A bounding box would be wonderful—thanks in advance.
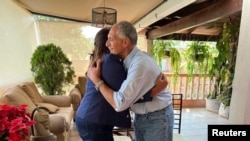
[87,21,174,141]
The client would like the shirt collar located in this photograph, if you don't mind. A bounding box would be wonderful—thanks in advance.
[123,46,139,70]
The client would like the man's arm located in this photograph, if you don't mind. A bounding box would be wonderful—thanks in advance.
[136,73,168,103]
[87,60,168,109]
[151,73,168,96]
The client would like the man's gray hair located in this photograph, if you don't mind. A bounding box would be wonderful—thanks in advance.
[116,21,137,46]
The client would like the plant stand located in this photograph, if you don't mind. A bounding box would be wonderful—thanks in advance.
[205,98,220,113]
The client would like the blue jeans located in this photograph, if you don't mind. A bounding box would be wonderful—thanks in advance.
[134,104,174,141]
[75,116,114,141]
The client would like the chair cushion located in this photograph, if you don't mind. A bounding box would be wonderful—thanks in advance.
[18,81,43,103]
[77,76,87,96]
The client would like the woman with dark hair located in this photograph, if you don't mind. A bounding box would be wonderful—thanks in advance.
[75,27,131,141]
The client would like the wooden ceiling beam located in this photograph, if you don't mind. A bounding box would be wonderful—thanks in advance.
[147,0,242,39]
[159,33,220,42]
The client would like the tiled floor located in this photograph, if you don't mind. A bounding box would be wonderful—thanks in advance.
[176,108,229,141]
[69,108,229,141]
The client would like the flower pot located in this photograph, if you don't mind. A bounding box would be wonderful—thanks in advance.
[219,103,230,119]
[205,98,220,113]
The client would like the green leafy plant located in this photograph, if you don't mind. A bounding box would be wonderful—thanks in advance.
[169,47,181,84]
[30,43,75,95]
[151,40,181,85]
[209,21,240,107]
[184,41,214,81]
[151,40,170,68]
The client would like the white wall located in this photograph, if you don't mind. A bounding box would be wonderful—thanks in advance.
[0,0,37,88]
[229,0,250,124]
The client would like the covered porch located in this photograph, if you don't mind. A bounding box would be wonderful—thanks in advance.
[1,0,250,140]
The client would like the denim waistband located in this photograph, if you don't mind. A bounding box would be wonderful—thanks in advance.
[135,104,171,117]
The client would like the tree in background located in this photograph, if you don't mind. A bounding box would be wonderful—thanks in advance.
[30,43,75,95]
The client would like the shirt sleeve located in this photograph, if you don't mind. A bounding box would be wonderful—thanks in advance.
[114,56,157,111]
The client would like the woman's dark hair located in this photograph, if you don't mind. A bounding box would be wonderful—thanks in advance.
[89,27,110,63]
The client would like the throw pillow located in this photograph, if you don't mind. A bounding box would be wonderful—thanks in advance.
[18,82,43,103]
[2,86,36,114]
[36,103,59,113]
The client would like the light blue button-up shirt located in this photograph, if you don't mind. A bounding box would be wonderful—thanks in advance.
[113,47,172,114]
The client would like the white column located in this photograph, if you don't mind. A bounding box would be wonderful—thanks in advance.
[229,0,250,124]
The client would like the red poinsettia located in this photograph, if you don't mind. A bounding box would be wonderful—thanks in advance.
[0,104,35,141]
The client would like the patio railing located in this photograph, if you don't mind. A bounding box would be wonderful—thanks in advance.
[164,73,215,100]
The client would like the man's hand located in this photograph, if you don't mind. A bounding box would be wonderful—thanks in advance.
[151,73,168,96]
[87,59,102,84]
[87,59,117,109]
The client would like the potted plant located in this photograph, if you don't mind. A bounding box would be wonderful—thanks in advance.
[30,43,75,95]
[0,104,35,141]
[184,41,214,79]
[151,40,181,85]
[208,20,240,117]
[151,39,169,67]
[182,41,219,112]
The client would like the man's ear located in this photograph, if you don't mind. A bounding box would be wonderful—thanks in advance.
[122,37,130,47]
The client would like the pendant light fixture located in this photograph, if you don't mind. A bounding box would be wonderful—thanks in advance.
[92,0,117,27]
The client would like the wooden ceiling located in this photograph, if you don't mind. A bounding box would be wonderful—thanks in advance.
[145,0,242,41]
[16,0,242,41]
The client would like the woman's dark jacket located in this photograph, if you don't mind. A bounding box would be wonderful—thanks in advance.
[76,54,131,128]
